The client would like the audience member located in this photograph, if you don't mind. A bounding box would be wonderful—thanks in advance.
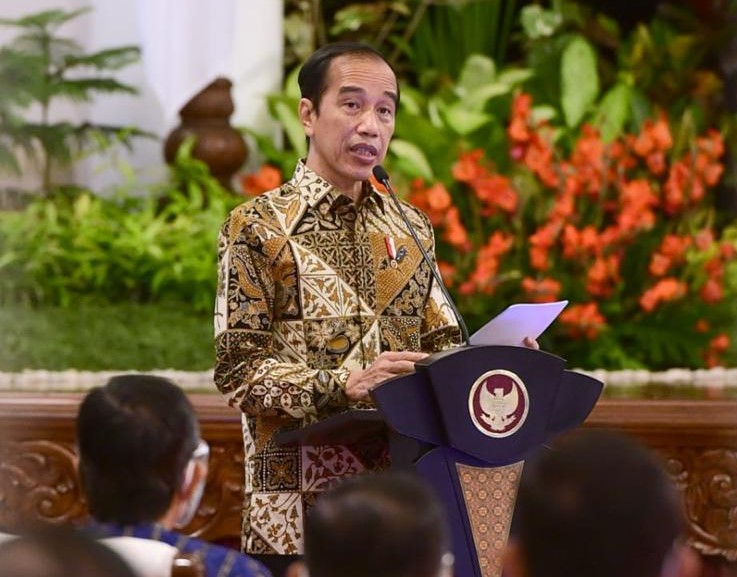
[76,374,271,577]
[289,471,453,577]
[504,429,700,577]
[0,524,137,577]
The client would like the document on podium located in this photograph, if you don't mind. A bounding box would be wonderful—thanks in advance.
[469,300,568,346]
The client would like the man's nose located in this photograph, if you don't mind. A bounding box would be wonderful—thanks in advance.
[357,110,379,136]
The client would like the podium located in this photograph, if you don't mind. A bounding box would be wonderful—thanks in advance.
[276,345,603,577]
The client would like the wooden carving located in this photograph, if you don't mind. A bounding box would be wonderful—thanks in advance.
[1,391,736,574]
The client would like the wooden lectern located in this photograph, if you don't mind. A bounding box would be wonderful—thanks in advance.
[276,345,603,577]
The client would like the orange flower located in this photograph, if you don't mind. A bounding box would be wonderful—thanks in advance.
[463,232,514,294]
[441,207,470,250]
[720,242,737,260]
[639,278,688,312]
[586,255,620,297]
[559,302,607,339]
[695,319,710,333]
[452,149,485,183]
[522,276,562,303]
[699,278,724,303]
[426,183,452,212]
[660,235,691,259]
[438,261,456,287]
[704,333,730,368]
[694,229,714,251]
[239,164,282,196]
[710,333,730,352]
[648,253,671,277]
[473,174,518,213]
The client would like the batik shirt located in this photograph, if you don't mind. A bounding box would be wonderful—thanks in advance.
[88,522,271,577]
[214,161,461,556]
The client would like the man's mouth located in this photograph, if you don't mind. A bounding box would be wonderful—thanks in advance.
[350,143,378,158]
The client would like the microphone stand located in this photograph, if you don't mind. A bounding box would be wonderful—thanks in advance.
[372,165,470,346]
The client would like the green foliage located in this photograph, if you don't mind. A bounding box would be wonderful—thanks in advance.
[0,144,242,313]
[242,68,304,177]
[283,0,521,83]
[247,1,737,370]
[0,7,150,195]
[0,302,214,371]
[401,0,519,87]
[384,54,530,188]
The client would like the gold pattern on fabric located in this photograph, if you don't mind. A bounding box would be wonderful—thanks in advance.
[456,461,524,577]
[215,161,462,555]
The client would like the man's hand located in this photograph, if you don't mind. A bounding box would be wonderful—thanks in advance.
[523,336,540,349]
[346,351,428,402]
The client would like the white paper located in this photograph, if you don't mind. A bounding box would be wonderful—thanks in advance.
[469,300,569,346]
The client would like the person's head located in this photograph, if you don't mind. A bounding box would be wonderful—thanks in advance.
[505,429,699,577]
[296,471,452,577]
[297,42,399,196]
[76,374,209,528]
[0,525,137,577]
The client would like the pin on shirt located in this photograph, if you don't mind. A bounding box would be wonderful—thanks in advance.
[384,234,397,260]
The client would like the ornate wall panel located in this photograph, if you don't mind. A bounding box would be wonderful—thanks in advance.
[0,392,735,575]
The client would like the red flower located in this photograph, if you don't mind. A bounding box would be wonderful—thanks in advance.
[239,165,282,196]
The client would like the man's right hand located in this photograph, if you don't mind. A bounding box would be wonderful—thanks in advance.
[345,351,428,402]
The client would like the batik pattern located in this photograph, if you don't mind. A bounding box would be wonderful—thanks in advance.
[215,161,461,555]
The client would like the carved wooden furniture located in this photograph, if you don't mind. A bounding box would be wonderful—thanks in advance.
[1,391,735,576]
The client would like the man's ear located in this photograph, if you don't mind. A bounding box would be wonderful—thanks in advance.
[299,98,315,138]
[285,560,307,577]
[502,539,527,577]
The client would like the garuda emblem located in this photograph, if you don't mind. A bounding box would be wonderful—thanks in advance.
[468,369,529,438]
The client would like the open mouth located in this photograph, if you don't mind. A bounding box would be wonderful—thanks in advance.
[350,143,378,159]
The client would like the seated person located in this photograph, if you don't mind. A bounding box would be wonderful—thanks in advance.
[76,374,271,577]
[289,471,453,577]
[0,524,137,577]
[504,429,700,577]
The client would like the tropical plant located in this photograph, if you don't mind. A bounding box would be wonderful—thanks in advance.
[240,2,737,369]
[0,143,241,312]
[0,7,149,196]
[283,0,521,84]
[407,92,736,369]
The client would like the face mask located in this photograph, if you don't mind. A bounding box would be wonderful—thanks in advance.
[175,462,207,528]
[175,439,210,528]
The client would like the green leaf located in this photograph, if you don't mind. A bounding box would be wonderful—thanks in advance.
[460,83,511,111]
[440,102,492,136]
[457,54,496,94]
[496,68,534,86]
[63,46,141,70]
[520,5,562,40]
[594,82,631,142]
[560,35,599,128]
[0,7,90,30]
[388,140,434,180]
[272,99,307,158]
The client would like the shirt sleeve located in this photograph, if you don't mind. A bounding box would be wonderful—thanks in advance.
[213,205,352,424]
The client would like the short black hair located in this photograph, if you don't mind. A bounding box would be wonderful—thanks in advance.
[76,374,199,524]
[0,525,137,577]
[297,41,399,113]
[512,429,685,577]
[304,471,449,577]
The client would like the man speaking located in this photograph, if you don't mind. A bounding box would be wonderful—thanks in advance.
[215,41,462,575]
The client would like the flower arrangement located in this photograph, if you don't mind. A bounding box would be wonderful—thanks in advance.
[406,92,736,369]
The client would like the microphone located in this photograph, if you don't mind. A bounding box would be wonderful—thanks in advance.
[372,165,470,346]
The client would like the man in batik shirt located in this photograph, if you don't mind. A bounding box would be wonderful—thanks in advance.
[214,42,461,573]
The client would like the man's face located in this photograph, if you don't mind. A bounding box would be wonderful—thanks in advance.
[300,54,398,196]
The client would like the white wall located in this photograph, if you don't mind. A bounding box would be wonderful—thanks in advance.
[0,0,284,194]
